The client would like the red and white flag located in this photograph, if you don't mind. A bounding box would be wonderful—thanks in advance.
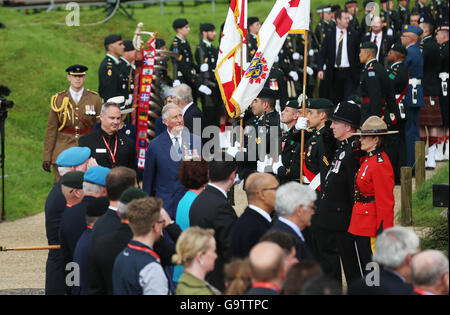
[230,0,310,114]
[215,0,247,118]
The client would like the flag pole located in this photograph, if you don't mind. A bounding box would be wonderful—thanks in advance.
[299,30,309,184]
[239,37,244,152]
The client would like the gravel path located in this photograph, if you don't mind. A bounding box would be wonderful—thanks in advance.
[0,162,445,294]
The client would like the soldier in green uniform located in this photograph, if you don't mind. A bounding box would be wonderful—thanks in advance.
[195,23,222,128]
[98,34,128,102]
[358,41,398,125]
[170,18,212,104]
[247,17,260,61]
[315,5,333,46]
[386,43,410,184]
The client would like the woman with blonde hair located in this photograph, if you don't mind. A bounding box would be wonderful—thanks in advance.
[172,227,220,295]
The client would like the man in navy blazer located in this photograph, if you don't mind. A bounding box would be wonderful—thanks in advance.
[268,182,317,261]
[231,172,278,258]
[143,103,202,219]
[318,9,361,104]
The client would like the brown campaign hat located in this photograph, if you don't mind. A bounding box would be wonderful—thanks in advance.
[353,116,399,136]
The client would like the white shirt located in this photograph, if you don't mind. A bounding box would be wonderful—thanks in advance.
[182,102,193,116]
[248,204,272,223]
[167,130,182,148]
[120,57,136,70]
[208,183,228,199]
[69,87,84,104]
[370,32,383,60]
[335,27,350,68]
[278,217,305,242]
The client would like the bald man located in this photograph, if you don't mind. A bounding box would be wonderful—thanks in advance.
[245,241,285,295]
[231,173,279,258]
[411,250,449,295]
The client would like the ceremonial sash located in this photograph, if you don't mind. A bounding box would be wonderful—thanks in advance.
[302,159,321,191]
[135,38,156,169]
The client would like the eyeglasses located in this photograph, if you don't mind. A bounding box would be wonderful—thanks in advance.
[260,186,279,192]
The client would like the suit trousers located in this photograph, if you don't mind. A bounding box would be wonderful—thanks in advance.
[45,249,66,295]
[405,107,421,168]
[335,230,364,285]
[331,68,357,105]
[353,235,373,278]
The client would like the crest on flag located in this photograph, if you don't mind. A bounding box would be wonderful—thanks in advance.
[245,52,269,84]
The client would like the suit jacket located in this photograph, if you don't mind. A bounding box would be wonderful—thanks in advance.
[361,32,395,66]
[183,103,205,139]
[268,218,314,261]
[347,267,414,295]
[318,26,361,85]
[45,181,66,246]
[78,128,136,169]
[189,184,238,292]
[143,130,202,218]
[231,206,272,259]
[90,207,121,249]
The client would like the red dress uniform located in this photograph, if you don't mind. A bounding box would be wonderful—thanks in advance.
[348,149,395,237]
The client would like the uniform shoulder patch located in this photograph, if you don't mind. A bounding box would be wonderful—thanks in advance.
[377,153,384,163]
[368,71,376,77]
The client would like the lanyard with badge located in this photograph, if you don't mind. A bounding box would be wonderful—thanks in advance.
[102,134,118,165]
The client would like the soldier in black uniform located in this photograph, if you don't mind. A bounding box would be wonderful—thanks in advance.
[314,101,363,286]
[170,18,211,104]
[345,1,361,33]
[380,0,401,39]
[195,23,222,128]
[265,63,289,112]
[358,41,398,125]
[247,17,260,61]
[386,43,410,184]
[315,5,333,46]
[397,0,411,37]
[417,0,435,26]
[118,40,136,108]
[98,34,128,102]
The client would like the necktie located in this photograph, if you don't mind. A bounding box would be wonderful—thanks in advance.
[336,30,344,67]
[373,34,378,44]
[174,137,182,155]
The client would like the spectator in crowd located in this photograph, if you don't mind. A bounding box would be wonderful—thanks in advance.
[411,250,449,295]
[347,226,420,295]
[231,172,279,258]
[189,154,238,292]
[72,196,109,295]
[269,182,316,261]
[301,275,342,295]
[224,258,252,295]
[60,171,85,208]
[283,260,324,295]
[172,227,221,295]
[112,197,169,295]
[245,242,286,295]
[90,166,137,248]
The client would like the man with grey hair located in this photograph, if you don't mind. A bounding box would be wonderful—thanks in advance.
[348,226,420,295]
[411,250,449,295]
[79,102,136,169]
[268,182,316,261]
[143,103,202,219]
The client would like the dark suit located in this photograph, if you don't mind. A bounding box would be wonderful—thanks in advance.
[231,206,272,258]
[72,227,93,295]
[361,32,396,66]
[347,267,414,295]
[182,103,206,140]
[189,184,238,292]
[318,26,361,104]
[143,130,202,219]
[90,207,121,249]
[44,181,67,295]
[268,218,314,261]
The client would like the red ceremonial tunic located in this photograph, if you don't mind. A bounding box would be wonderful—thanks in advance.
[348,149,395,237]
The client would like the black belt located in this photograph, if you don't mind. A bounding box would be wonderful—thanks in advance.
[334,67,350,71]
[354,191,375,203]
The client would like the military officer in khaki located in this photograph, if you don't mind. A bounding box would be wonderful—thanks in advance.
[43,65,102,183]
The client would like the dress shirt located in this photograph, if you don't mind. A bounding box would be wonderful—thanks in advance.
[335,27,350,68]
[278,217,305,242]
[248,204,272,223]
[371,32,383,60]
[207,183,228,199]
[70,87,84,104]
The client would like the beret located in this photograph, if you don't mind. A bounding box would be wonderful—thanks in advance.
[285,99,301,109]
[65,64,88,75]
[390,43,407,55]
[402,24,423,36]
[360,41,378,50]
[122,40,134,52]
[119,187,148,205]
[248,17,259,26]
[56,147,91,167]
[173,18,189,30]
[257,87,277,99]
[200,23,215,32]
[307,98,334,110]
[86,196,110,217]
[104,34,122,46]
[83,166,110,186]
[155,38,166,49]
[60,171,84,189]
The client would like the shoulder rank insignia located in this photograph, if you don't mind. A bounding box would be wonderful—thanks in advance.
[377,153,384,163]
[323,156,329,167]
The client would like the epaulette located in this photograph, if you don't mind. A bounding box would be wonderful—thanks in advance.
[86,89,98,95]
[377,152,384,163]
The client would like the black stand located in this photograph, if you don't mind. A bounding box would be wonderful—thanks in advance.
[105,0,135,21]
[0,109,7,221]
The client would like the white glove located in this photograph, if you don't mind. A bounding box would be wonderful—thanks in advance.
[295,116,309,130]
[257,159,267,173]
[233,174,242,184]
[289,71,299,81]
[272,156,284,175]
[387,28,394,36]
[198,84,212,95]
[200,63,209,72]
[309,49,314,57]
[173,80,181,87]
[274,56,279,63]
[306,66,314,76]
[227,145,239,158]
[292,52,300,60]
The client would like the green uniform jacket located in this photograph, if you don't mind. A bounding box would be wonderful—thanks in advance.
[175,271,218,295]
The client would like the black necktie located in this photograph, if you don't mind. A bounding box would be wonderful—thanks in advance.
[336,30,344,67]
[373,34,378,44]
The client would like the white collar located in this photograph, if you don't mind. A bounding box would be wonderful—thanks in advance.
[248,204,272,223]
[167,130,182,142]
[336,26,346,34]
[203,40,212,47]
[120,57,136,70]
[208,183,228,199]
[69,87,84,96]
[391,61,403,67]
[106,53,120,64]
[278,217,304,241]
[182,102,193,116]
[109,206,118,212]
[365,58,377,67]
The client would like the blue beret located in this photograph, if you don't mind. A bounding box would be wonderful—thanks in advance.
[56,147,91,167]
[83,166,110,186]
[402,24,423,36]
